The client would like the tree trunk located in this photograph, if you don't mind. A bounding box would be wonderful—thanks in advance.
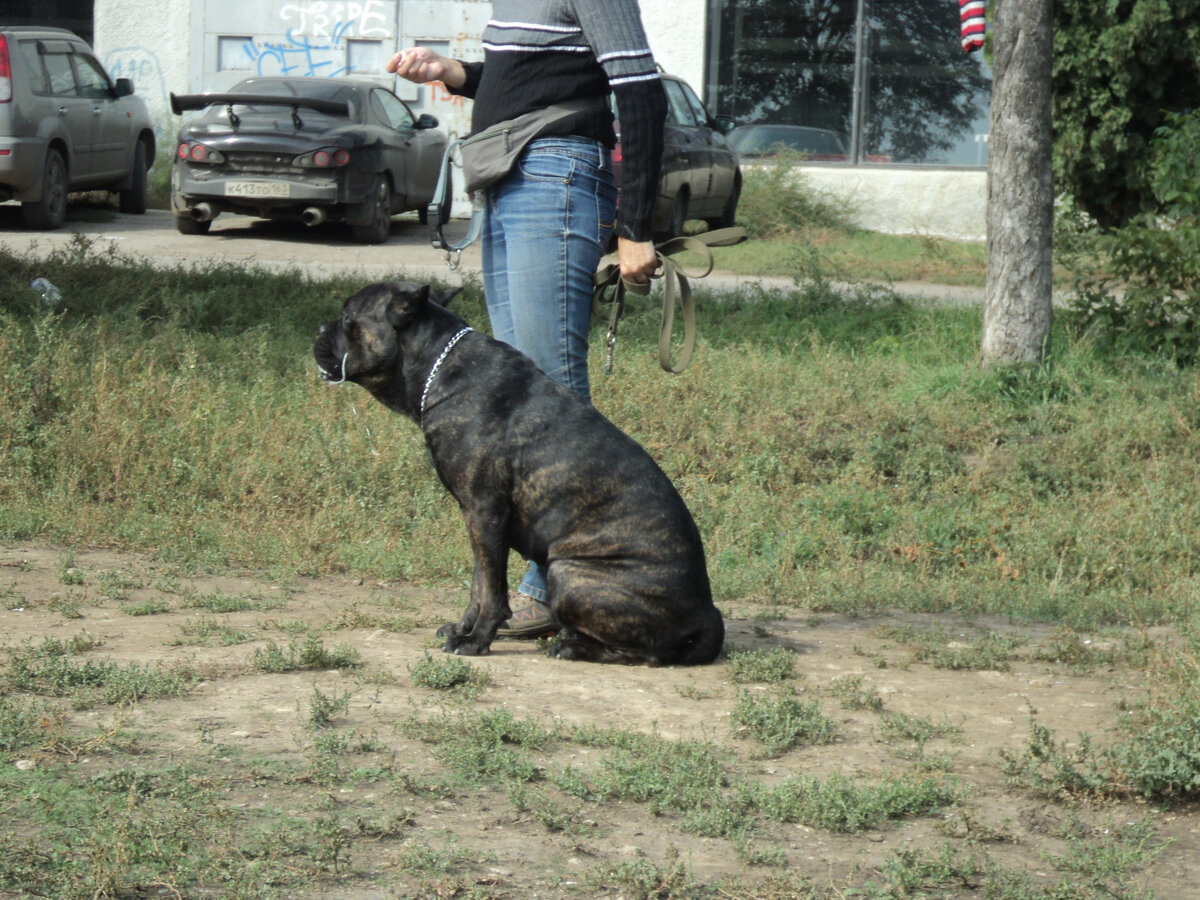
[981,0,1054,365]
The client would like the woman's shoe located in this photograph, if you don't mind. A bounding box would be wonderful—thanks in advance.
[496,600,558,639]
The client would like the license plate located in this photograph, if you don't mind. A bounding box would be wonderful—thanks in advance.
[224,181,290,198]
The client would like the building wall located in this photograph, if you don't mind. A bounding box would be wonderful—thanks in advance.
[91,0,986,242]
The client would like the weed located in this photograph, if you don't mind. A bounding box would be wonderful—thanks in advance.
[408,652,491,695]
[878,623,1024,671]
[308,686,352,729]
[1030,626,1154,671]
[4,640,196,705]
[729,691,841,756]
[878,710,962,746]
[54,551,84,586]
[726,647,798,683]
[748,771,960,833]
[251,635,361,672]
[119,598,170,616]
[96,568,143,600]
[182,589,284,613]
[829,674,885,710]
[588,847,703,900]
[170,616,256,647]
[507,782,596,835]
[46,596,82,619]
[402,708,553,785]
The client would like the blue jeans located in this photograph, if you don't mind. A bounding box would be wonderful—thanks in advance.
[482,136,617,602]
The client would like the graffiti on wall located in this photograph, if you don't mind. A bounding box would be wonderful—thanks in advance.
[105,46,169,113]
[240,0,392,78]
[279,2,390,39]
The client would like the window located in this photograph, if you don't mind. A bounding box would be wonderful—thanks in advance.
[17,41,49,95]
[663,79,698,127]
[371,88,414,130]
[43,51,76,97]
[72,53,110,99]
[707,0,990,166]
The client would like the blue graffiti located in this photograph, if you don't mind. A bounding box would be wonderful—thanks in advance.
[104,46,169,114]
[242,29,355,78]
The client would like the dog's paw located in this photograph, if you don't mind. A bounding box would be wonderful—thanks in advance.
[436,622,463,640]
[441,635,491,656]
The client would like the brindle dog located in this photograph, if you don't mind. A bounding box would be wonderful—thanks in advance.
[314,281,723,665]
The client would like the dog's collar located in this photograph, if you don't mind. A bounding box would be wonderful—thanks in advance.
[420,327,473,418]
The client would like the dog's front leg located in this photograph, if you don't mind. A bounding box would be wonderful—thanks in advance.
[438,510,512,656]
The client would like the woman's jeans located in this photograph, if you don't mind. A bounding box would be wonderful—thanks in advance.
[482,136,617,603]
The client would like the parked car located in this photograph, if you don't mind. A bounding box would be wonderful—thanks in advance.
[0,26,155,229]
[726,124,849,161]
[613,73,741,240]
[170,76,447,243]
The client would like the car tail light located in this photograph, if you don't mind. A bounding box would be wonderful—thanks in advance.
[294,147,350,168]
[0,35,12,103]
[177,142,224,164]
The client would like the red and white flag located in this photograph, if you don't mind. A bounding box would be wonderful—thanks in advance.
[959,0,986,52]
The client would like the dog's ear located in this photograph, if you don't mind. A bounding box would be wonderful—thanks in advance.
[385,282,430,328]
[429,287,462,308]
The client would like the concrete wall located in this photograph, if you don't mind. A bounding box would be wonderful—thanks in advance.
[801,166,987,242]
[639,0,706,91]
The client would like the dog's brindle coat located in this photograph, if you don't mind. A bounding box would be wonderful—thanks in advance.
[314,281,723,665]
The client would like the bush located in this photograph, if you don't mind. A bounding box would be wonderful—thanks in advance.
[736,151,855,239]
[1065,109,1200,364]
[1054,1,1200,228]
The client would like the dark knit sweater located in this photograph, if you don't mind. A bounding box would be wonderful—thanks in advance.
[449,0,667,242]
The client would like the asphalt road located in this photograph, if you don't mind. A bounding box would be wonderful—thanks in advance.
[0,204,984,304]
[0,205,484,285]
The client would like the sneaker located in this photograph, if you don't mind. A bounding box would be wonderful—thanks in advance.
[496,600,558,639]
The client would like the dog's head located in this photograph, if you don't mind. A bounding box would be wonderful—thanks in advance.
[313,281,461,387]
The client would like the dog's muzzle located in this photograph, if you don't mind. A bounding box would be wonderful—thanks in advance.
[314,326,348,384]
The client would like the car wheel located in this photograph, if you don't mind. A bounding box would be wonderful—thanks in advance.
[119,140,149,215]
[351,175,393,244]
[175,212,212,235]
[708,173,741,231]
[21,148,68,230]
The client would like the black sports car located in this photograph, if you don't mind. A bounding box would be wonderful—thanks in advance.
[169,77,447,243]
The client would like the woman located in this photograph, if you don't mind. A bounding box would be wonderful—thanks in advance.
[388,0,667,636]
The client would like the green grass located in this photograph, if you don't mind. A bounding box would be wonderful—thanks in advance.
[3,237,1200,632]
[2,219,1194,897]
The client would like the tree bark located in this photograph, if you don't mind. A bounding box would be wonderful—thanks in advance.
[982,0,1054,365]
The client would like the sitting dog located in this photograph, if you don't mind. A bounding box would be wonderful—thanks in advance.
[313,281,724,665]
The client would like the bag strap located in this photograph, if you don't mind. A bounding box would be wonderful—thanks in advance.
[593,227,747,374]
[427,138,484,264]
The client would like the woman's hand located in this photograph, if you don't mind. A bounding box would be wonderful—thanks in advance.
[386,47,465,89]
[618,237,659,286]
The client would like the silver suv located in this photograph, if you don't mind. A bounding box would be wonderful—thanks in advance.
[0,26,156,228]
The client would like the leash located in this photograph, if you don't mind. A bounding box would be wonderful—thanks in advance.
[593,227,747,374]
[427,139,484,268]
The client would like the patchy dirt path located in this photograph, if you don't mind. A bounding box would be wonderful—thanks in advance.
[2,544,1196,899]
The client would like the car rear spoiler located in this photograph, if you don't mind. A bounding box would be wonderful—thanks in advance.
[169,92,350,117]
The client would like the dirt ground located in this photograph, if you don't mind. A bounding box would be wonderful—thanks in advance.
[2,543,1197,899]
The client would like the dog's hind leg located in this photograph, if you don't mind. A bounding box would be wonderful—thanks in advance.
[547,630,654,666]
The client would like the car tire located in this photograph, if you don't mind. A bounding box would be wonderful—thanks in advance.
[708,173,741,231]
[21,148,68,230]
[119,140,149,215]
[351,175,393,244]
[175,212,212,235]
